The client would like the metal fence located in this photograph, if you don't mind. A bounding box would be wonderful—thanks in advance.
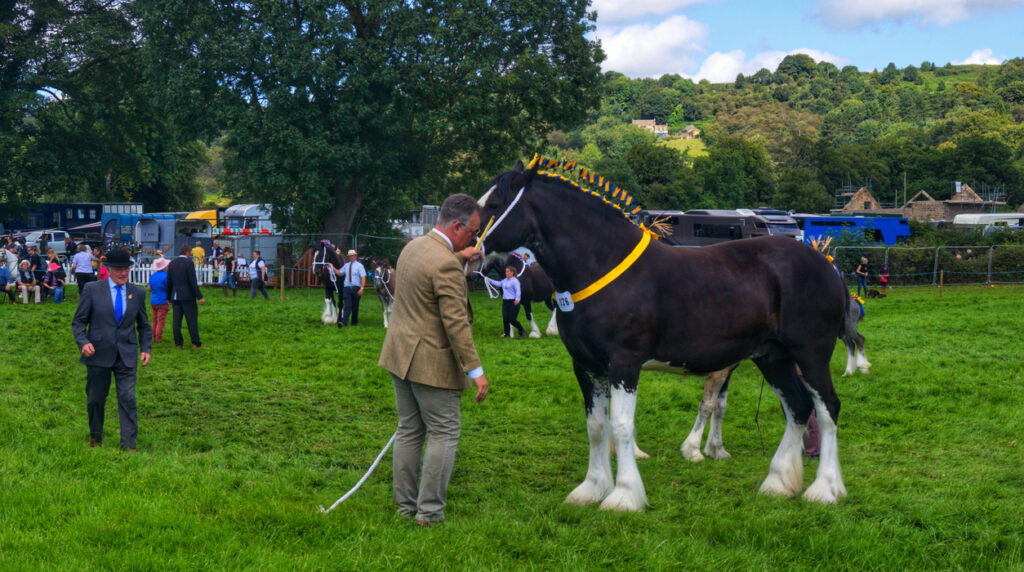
[833,245,1024,288]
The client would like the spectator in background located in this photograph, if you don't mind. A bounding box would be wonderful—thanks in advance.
[0,263,16,303]
[91,246,103,277]
[165,244,206,349]
[248,250,269,300]
[97,256,109,281]
[854,257,869,297]
[42,262,65,303]
[879,265,890,295]
[65,236,77,254]
[219,247,237,297]
[17,260,41,304]
[3,243,20,285]
[192,241,206,267]
[71,244,94,296]
[966,249,976,260]
[147,257,170,343]
[28,246,44,284]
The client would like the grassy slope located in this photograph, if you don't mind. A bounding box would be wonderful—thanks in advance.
[1,285,1022,569]
[660,137,708,158]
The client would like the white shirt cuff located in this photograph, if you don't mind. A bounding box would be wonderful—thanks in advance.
[467,367,484,380]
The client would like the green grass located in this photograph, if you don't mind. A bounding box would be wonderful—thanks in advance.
[660,137,708,158]
[2,284,1023,569]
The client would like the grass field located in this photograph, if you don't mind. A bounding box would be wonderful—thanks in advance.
[2,284,1023,570]
[660,137,708,158]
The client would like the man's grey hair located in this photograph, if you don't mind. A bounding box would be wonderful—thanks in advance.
[438,193,480,227]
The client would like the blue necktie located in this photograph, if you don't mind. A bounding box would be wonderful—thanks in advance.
[115,285,123,323]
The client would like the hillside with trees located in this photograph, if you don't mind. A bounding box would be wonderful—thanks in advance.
[547,54,1024,214]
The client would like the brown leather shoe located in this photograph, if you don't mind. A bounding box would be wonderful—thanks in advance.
[126,448,138,453]
[90,438,102,448]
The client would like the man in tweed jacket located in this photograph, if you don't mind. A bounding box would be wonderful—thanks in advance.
[379,193,489,526]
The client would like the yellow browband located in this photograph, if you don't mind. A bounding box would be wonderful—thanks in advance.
[567,230,651,303]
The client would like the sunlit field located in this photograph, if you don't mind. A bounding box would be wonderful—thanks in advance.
[1,284,1022,569]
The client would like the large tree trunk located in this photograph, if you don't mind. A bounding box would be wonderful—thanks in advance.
[322,182,363,237]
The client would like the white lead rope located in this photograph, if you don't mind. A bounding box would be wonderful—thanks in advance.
[319,430,398,514]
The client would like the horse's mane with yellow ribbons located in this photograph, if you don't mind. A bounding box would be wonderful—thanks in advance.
[526,153,666,239]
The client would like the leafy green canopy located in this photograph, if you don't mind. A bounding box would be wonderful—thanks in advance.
[1,0,205,218]
[137,0,604,234]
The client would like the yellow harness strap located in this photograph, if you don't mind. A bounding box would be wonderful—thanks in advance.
[569,231,651,303]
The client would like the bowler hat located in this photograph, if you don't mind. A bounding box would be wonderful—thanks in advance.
[105,248,133,268]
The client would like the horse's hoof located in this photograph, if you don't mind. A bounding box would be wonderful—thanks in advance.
[565,480,612,506]
[598,485,648,512]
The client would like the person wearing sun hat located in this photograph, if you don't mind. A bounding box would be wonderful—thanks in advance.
[42,261,66,303]
[147,257,171,343]
[71,247,152,451]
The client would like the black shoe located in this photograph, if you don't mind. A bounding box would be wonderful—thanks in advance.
[337,322,346,328]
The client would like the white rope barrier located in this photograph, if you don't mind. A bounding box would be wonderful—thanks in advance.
[318,430,398,514]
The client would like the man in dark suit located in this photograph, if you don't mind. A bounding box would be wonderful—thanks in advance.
[72,248,151,451]
[165,244,206,349]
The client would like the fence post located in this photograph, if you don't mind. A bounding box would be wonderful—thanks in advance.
[932,247,941,286]
[986,246,994,285]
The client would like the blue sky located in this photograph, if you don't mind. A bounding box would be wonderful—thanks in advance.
[592,0,1024,81]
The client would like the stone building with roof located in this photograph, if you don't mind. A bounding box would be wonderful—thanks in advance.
[834,184,1006,221]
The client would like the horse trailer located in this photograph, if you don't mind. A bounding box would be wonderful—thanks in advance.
[639,209,801,246]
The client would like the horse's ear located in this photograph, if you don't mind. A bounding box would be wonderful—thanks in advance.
[511,159,538,190]
[513,160,525,171]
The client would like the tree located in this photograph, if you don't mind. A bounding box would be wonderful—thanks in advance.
[1,0,205,216]
[776,54,817,80]
[693,136,774,207]
[773,168,831,212]
[139,0,604,235]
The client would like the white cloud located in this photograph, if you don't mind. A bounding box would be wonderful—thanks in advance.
[693,48,848,83]
[815,0,1024,29]
[597,15,709,78]
[591,0,714,24]
[953,48,1005,64]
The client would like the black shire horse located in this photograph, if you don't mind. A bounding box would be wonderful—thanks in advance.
[478,160,849,511]
[312,239,343,324]
[481,253,558,338]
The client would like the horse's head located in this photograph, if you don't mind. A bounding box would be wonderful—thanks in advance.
[373,257,392,282]
[478,159,538,253]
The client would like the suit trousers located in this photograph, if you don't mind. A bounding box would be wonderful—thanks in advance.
[75,272,93,296]
[391,374,462,523]
[171,299,201,347]
[342,286,360,325]
[86,357,138,448]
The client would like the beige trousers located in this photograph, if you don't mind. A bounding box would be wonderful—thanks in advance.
[391,374,463,523]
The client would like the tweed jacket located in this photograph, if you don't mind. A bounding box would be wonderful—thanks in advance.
[379,231,481,390]
[72,278,152,368]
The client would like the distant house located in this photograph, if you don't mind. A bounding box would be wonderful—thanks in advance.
[680,125,700,139]
[834,184,1006,221]
[631,118,668,137]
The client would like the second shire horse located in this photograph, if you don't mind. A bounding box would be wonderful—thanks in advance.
[313,240,343,324]
[481,253,558,338]
[479,158,849,511]
[373,258,396,329]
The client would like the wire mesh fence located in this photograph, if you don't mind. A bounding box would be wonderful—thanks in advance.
[833,245,1024,288]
